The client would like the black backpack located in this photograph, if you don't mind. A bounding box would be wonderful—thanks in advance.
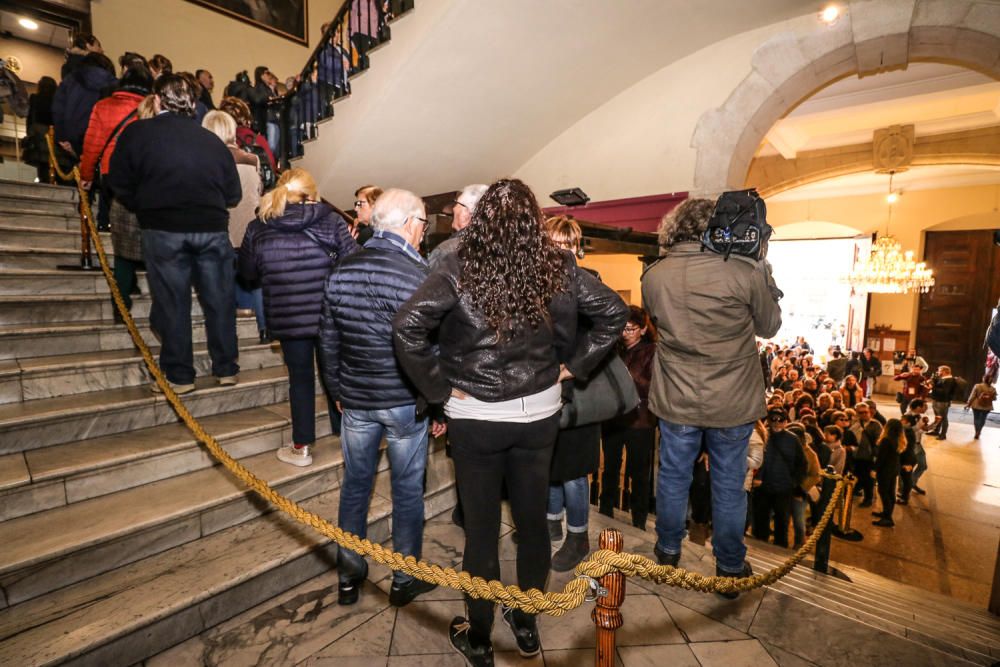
[701,188,772,261]
[237,132,276,191]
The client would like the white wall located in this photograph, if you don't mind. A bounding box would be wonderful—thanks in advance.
[92,0,342,91]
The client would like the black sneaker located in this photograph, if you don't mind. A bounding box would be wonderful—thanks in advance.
[337,576,365,605]
[449,616,494,667]
[500,605,540,657]
[388,578,437,607]
[654,545,680,567]
[715,560,753,600]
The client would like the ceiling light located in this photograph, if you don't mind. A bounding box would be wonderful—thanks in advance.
[886,192,899,204]
[819,5,840,24]
[18,17,39,30]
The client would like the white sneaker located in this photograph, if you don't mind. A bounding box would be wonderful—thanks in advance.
[217,375,239,386]
[276,445,313,467]
[150,380,196,395]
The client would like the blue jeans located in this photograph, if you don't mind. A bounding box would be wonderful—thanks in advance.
[141,230,238,385]
[655,420,752,573]
[547,476,590,532]
[266,121,281,159]
[337,405,428,585]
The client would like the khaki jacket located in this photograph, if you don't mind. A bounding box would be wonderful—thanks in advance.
[641,242,782,428]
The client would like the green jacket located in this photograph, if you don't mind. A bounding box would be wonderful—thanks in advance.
[641,242,782,428]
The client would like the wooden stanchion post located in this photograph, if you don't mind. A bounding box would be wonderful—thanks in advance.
[592,528,624,667]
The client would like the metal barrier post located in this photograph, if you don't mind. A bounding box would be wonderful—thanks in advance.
[832,474,863,542]
[593,528,624,667]
[813,468,837,572]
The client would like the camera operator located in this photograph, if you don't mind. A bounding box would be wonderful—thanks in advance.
[641,196,781,597]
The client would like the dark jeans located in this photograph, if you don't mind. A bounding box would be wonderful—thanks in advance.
[877,472,897,520]
[752,487,792,547]
[279,337,338,445]
[853,459,875,504]
[449,414,560,648]
[898,468,913,502]
[113,256,142,311]
[973,409,989,436]
[932,400,950,436]
[600,426,654,526]
[141,230,238,384]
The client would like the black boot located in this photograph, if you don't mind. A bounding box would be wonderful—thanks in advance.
[551,531,589,572]
[715,560,753,600]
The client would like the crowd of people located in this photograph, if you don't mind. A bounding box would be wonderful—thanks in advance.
[24,30,999,667]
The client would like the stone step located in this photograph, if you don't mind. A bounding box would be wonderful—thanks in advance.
[745,542,1000,637]
[745,550,998,661]
[0,365,297,453]
[0,245,116,270]
[0,211,84,231]
[0,225,110,251]
[0,269,146,296]
[0,315,260,361]
[0,396,334,522]
[0,336,282,404]
[0,179,78,203]
[0,435,352,610]
[0,195,80,218]
[0,453,455,666]
[0,291,192,326]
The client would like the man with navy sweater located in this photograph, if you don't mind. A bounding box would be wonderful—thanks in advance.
[110,74,242,394]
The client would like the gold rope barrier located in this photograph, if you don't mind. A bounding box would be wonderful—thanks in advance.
[45,132,846,613]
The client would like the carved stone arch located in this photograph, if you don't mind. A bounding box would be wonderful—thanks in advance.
[690,0,1000,195]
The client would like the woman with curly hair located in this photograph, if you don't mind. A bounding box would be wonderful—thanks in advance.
[394,178,626,665]
[218,95,276,172]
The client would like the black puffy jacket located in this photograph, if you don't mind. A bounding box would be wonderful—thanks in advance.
[393,250,627,405]
[239,202,357,339]
[318,233,429,409]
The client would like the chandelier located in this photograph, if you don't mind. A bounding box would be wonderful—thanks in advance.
[845,172,934,295]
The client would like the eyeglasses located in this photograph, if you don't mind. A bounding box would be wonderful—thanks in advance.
[623,325,641,333]
[354,200,369,209]
[453,201,468,210]
[413,216,429,230]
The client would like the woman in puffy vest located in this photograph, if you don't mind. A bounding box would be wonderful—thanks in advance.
[238,168,358,466]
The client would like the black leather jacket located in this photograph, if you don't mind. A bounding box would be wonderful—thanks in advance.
[393,250,627,404]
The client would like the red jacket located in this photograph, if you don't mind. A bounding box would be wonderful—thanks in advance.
[80,91,144,182]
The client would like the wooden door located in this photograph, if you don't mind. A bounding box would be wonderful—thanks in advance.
[917,230,1000,384]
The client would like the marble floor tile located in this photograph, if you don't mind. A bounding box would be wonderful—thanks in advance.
[389,599,466,655]
[689,638,780,667]
[758,640,819,667]
[302,656,388,667]
[545,647,612,666]
[306,606,396,658]
[658,597,750,643]
[615,593,685,647]
[387,654,467,666]
[618,644,700,667]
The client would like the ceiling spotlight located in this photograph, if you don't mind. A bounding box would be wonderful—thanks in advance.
[819,5,840,24]
[886,192,899,204]
[18,17,39,30]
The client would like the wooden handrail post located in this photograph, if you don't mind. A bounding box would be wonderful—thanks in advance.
[592,528,624,667]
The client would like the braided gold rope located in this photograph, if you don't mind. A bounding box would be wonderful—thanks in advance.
[45,134,845,613]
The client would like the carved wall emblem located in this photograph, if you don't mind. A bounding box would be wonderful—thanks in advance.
[873,124,914,173]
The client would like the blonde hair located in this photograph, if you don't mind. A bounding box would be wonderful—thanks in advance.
[545,215,582,253]
[259,168,318,220]
[137,94,158,119]
[202,110,236,145]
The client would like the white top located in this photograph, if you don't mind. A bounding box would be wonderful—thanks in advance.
[444,382,562,423]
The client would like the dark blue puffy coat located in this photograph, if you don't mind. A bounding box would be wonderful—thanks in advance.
[239,202,358,339]
[319,233,429,409]
[52,63,117,154]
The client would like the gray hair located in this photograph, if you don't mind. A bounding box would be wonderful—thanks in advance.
[658,198,714,252]
[457,183,488,211]
[371,188,425,231]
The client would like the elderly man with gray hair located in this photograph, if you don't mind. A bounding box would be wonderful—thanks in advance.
[318,188,441,608]
[428,183,488,268]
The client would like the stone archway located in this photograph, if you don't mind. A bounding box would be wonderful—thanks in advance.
[690,0,1000,195]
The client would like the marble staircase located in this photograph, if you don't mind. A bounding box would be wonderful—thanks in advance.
[0,179,457,666]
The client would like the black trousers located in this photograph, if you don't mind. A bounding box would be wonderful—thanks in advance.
[853,459,875,504]
[898,468,913,502]
[600,426,654,525]
[877,472,897,520]
[751,487,792,547]
[448,414,560,647]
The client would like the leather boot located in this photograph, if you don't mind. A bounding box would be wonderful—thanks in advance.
[551,531,589,572]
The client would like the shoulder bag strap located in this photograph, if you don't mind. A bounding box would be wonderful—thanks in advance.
[96,109,138,176]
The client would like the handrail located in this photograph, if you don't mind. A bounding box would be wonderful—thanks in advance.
[45,126,95,271]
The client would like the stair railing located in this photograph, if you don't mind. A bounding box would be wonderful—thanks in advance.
[45,126,96,271]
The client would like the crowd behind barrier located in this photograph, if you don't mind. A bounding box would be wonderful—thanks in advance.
[29,14,997,666]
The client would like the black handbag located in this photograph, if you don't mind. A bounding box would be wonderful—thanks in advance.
[559,353,640,429]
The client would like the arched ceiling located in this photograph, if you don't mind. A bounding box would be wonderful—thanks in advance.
[298,0,819,206]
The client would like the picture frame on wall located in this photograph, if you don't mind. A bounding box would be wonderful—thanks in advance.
[185,0,308,44]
